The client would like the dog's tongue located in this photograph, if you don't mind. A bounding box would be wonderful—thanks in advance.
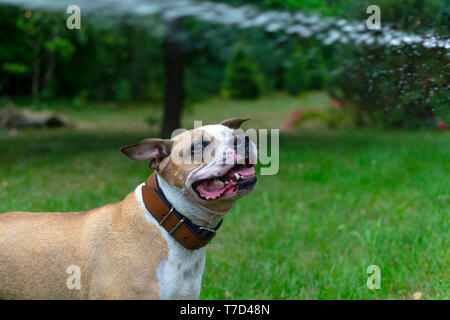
[195,180,235,200]
[195,166,255,200]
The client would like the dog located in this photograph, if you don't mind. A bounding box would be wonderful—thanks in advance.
[0,118,257,299]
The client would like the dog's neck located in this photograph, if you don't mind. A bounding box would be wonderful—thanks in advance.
[156,174,224,228]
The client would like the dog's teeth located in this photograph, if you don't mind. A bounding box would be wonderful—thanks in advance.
[235,173,241,180]
[213,178,223,185]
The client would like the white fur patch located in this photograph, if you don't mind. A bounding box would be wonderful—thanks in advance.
[200,124,233,141]
[134,182,206,300]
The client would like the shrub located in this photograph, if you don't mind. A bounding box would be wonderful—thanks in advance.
[223,41,264,99]
[283,47,309,95]
[114,79,132,103]
[284,46,329,96]
[329,44,449,128]
[305,47,329,90]
[283,98,354,131]
[328,0,449,128]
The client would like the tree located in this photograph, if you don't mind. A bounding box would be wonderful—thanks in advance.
[223,41,263,99]
[161,19,185,138]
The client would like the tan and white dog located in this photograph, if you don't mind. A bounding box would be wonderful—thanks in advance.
[0,118,257,300]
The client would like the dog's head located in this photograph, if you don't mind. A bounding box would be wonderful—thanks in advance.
[121,118,257,215]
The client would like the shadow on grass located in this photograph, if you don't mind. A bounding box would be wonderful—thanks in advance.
[0,129,155,165]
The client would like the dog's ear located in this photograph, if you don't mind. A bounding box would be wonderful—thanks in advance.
[120,138,173,170]
[219,118,250,129]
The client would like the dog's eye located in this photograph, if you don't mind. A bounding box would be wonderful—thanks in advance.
[191,139,211,154]
[202,139,211,149]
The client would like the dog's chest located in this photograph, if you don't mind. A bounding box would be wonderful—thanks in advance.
[156,238,206,300]
[135,184,206,299]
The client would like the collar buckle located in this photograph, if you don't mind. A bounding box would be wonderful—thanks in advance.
[159,206,173,226]
[198,226,217,233]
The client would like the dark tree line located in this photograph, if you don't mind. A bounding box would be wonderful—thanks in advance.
[1,0,448,132]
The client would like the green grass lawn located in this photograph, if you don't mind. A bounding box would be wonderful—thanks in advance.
[0,93,448,299]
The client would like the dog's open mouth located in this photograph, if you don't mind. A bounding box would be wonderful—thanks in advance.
[193,164,256,200]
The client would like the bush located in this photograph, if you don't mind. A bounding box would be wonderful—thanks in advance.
[223,41,264,99]
[305,48,329,90]
[283,47,309,95]
[328,0,449,129]
[329,44,449,128]
[114,79,132,103]
[284,46,329,96]
[283,98,354,131]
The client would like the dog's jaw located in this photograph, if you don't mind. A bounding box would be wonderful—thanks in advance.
[157,174,225,228]
[186,124,257,205]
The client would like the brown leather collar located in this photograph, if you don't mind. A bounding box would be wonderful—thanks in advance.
[141,172,222,250]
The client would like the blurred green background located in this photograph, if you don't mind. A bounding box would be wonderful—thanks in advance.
[0,0,449,299]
